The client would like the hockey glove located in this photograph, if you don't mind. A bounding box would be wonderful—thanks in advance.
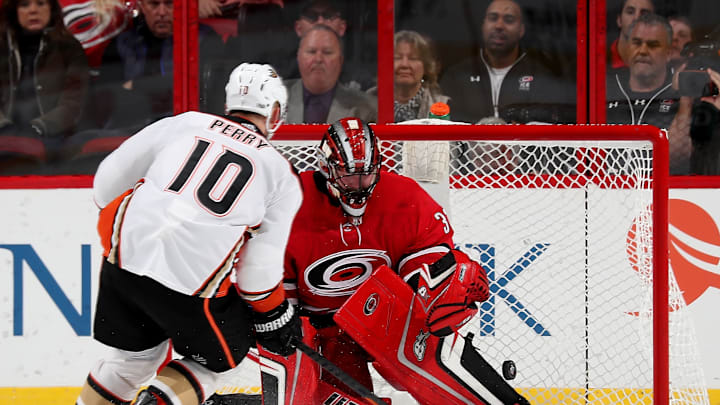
[415,249,490,337]
[253,299,301,356]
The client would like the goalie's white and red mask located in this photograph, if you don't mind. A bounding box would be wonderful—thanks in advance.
[317,117,381,224]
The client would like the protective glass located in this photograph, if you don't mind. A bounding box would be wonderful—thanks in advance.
[301,9,341,22]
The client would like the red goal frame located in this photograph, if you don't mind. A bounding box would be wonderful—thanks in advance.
[274,123,671,404]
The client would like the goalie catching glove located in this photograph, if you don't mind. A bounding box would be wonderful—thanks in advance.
[406,249,490,337]
[252,299,302,356]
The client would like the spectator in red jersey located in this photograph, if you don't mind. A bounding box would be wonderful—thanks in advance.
[61,0,134,70]
[91,0,223,132]
[61,0,226,71]
[0,0,89,140]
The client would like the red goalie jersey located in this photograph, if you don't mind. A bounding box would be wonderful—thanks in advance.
[284,170,454,316]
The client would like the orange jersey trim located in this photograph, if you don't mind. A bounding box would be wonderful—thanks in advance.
[97,188,133,259]
[203,298,237,369]
[194,233,247,298]
[238,283,286,313]
[97,180,145,266]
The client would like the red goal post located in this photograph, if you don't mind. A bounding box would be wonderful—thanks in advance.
[262,123,707,405]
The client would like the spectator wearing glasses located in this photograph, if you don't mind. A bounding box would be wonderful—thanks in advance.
[225,0,374,90]
[61,0,228,71]
[294,0,346,38]
[92,0,223,132]
[292,0,374,90]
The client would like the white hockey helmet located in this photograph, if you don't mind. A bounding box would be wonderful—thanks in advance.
[225,63,288,137]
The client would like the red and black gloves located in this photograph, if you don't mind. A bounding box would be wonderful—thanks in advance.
[252,299,302,356]
[408,249,490,337]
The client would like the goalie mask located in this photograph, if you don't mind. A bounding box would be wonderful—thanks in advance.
[225,63,288,138]
[317,118,381,223]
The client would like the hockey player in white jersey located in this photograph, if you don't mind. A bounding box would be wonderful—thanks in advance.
[75,63,303,405]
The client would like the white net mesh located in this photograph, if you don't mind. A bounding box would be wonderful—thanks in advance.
[215,124,708,405]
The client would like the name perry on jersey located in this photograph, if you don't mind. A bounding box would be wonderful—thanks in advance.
[208,119,270,149]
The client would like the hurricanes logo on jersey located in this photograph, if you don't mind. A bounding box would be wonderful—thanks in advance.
[304,250,390,297]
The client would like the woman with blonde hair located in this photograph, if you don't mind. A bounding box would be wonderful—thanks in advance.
[369,29,449,122]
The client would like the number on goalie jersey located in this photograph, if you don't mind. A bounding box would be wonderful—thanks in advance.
[282,117,470,393]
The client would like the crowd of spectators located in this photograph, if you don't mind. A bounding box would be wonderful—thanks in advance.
[0,0,89,172]
[0,0,718,176]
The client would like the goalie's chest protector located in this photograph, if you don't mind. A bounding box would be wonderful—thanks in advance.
[285,171,453,314]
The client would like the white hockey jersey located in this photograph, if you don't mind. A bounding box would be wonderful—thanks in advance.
[94,111,302,298]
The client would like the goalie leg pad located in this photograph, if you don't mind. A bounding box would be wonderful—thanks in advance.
[314,324,374,392]
[257,318,374,405]
[335,265,528,405]
[257,317,320,405]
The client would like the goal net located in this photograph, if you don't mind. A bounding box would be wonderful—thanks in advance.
[216,123,708,405]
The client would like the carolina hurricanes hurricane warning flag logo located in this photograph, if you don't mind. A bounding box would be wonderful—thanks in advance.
[304,250,391,297]
[627,199,720,308]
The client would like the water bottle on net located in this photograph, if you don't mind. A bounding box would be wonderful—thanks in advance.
[428,102,450,120]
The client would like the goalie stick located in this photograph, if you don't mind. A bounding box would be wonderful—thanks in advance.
[290,336,387,405]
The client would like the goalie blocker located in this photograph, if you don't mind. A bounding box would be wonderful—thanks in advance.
[335,257,530,405]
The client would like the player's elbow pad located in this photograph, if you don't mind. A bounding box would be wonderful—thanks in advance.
[252,299,302,356]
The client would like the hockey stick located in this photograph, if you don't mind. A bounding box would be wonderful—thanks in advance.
[290,337,386,405]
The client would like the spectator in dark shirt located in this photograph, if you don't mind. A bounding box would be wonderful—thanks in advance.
[94,0,222,132]
[225,0,375,91]
[440,0,573,124]
[0,0,89,139]
[606,13,691,174]
[284,24,375,124]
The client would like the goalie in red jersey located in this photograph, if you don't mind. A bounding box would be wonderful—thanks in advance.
[249,117,528,405]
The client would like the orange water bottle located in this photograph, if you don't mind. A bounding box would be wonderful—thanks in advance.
[429,102,450,120]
